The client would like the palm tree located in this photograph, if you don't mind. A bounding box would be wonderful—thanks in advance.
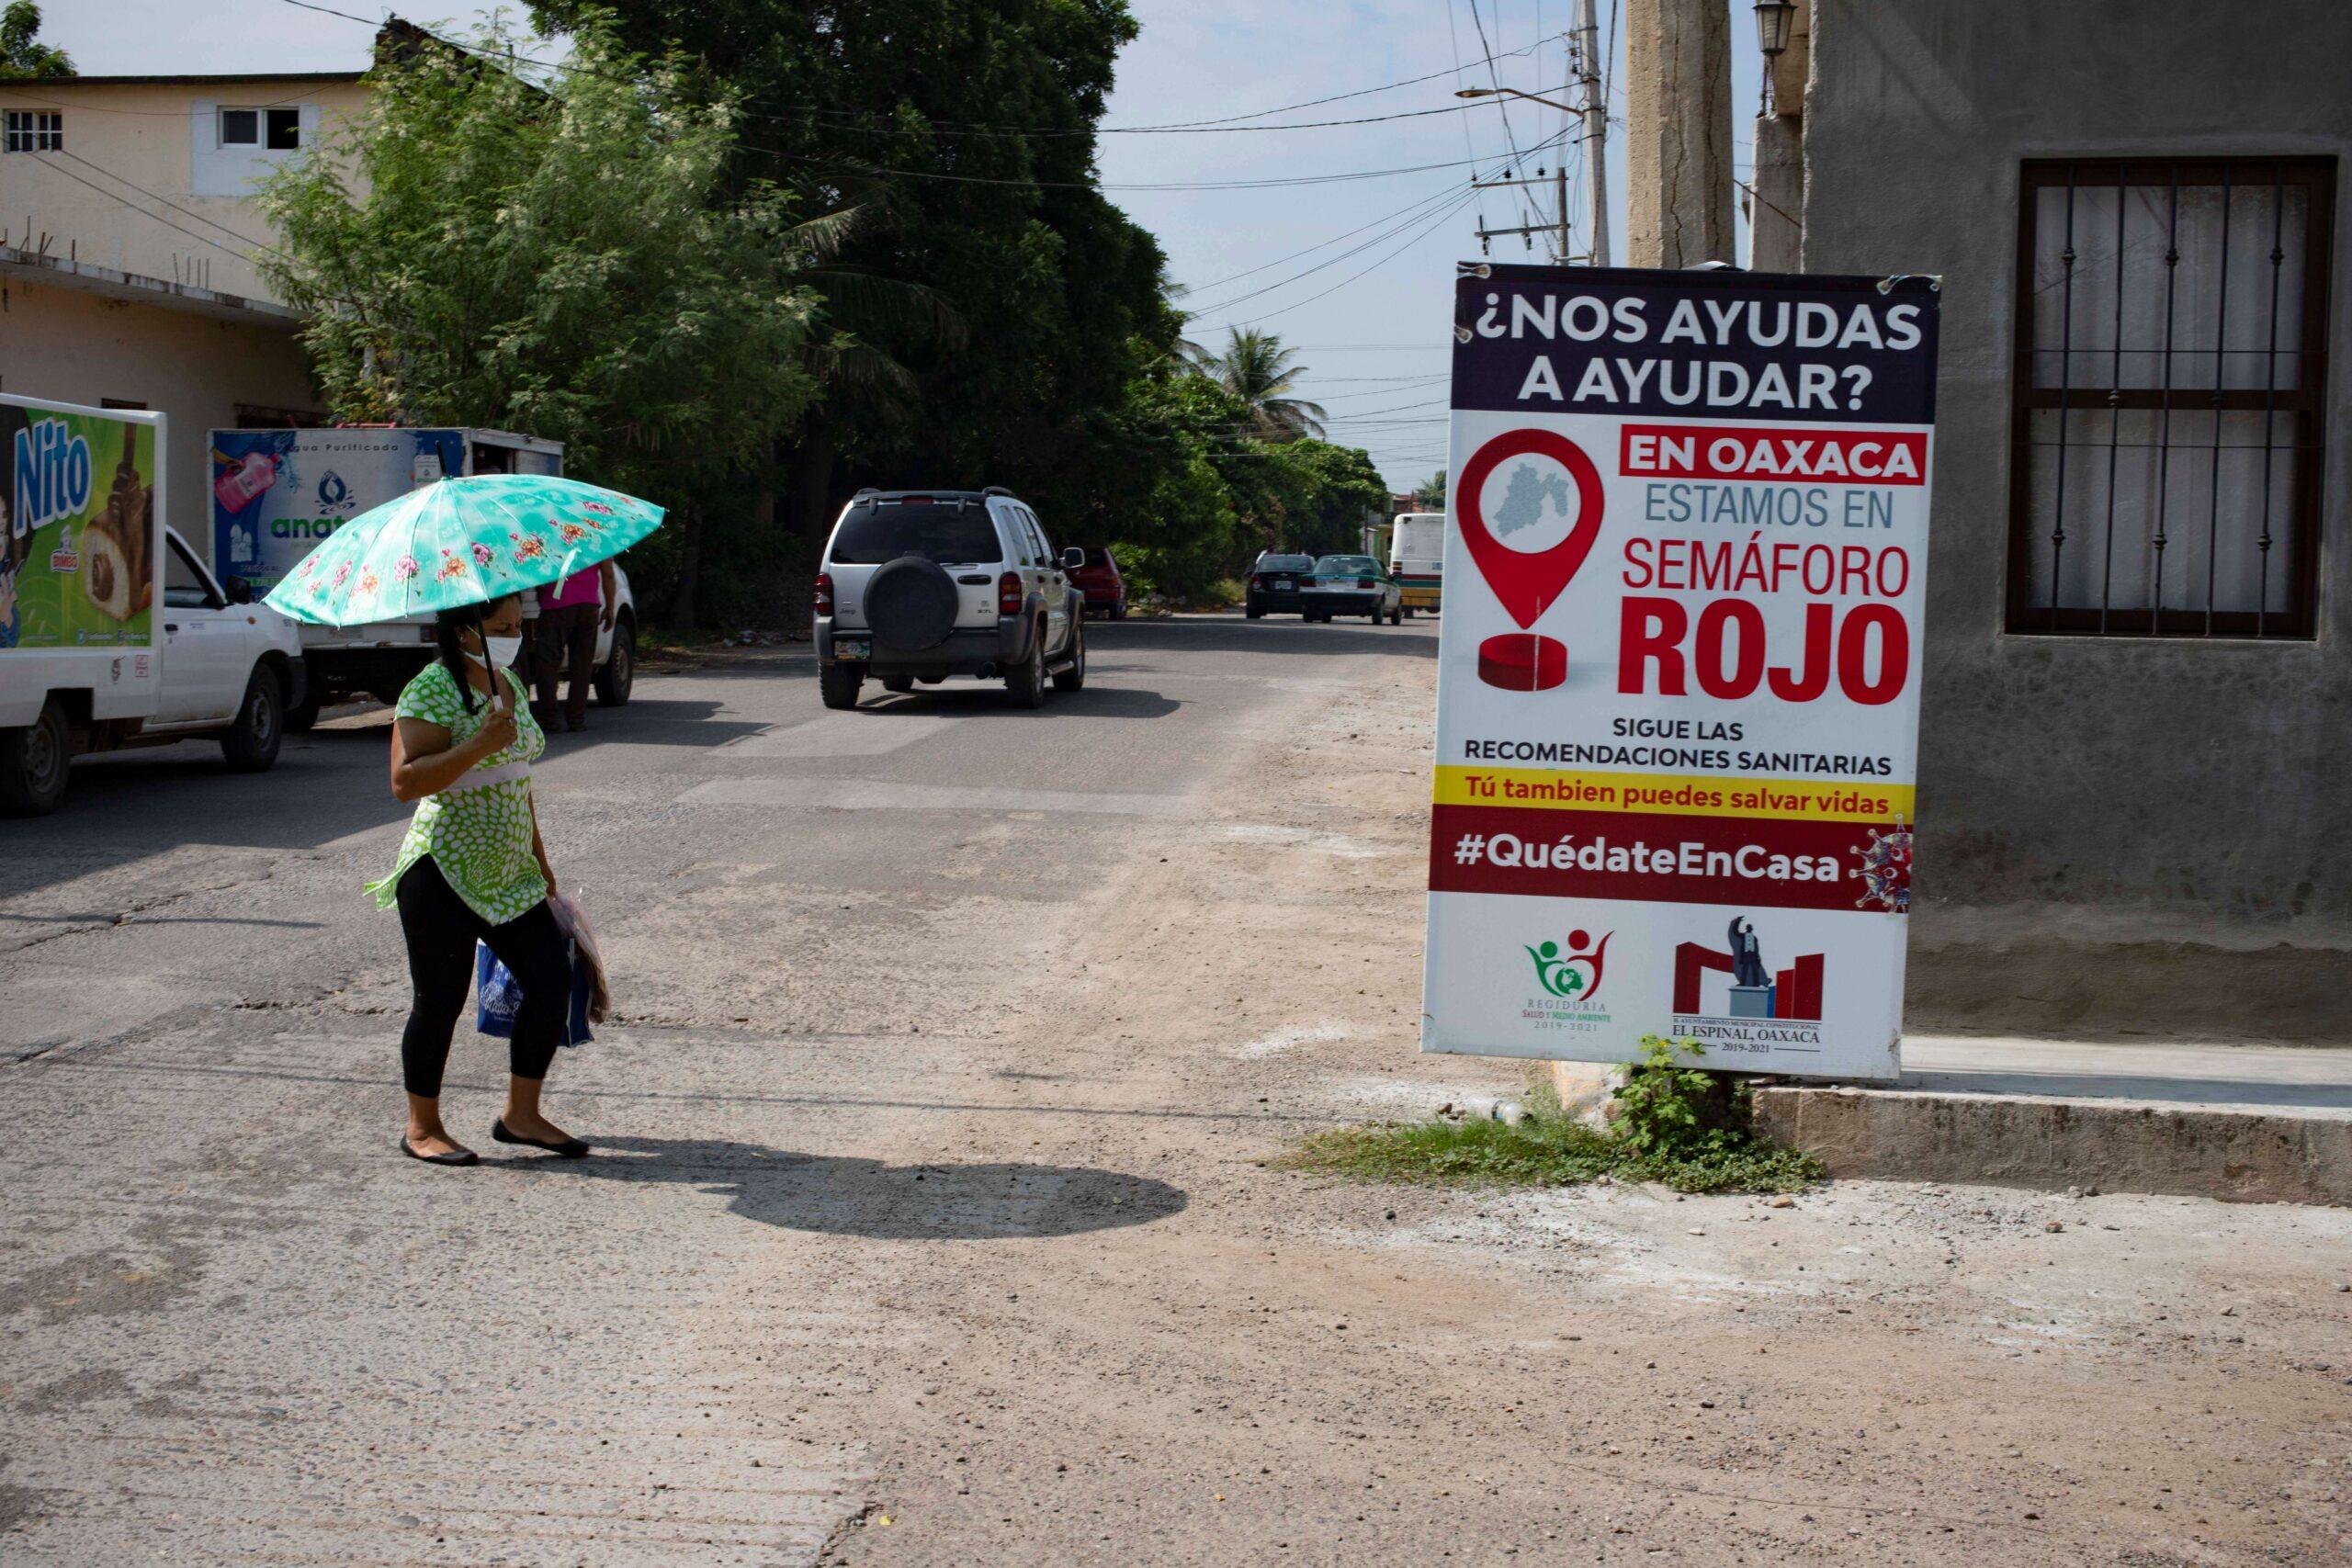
[1198,327,1328,441]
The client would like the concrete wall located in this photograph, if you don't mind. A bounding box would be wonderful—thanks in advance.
[1800,1,2351,1037]
[0,79,368,303]
[0,281,316,563]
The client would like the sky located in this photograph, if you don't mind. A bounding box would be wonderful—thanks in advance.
[40,0,1765,491]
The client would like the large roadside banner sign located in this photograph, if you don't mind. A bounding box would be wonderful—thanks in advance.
[1422,264,1941,1081]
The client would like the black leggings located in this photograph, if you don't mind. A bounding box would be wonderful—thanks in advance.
[394,856,570,1098]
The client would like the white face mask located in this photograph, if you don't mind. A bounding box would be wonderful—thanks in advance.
[468,634,524,670]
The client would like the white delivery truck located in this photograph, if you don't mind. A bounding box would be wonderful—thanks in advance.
[209,425,637,728]
[1388,510,1445,616]
[1,395,306,816]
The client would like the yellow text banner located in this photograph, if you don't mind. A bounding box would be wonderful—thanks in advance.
[1431,766,1912,824]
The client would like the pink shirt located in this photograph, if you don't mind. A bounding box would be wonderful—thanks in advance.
[543,567,601,610]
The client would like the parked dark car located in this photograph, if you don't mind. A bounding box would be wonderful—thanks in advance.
[1067,546,1127,618]
[1245,552,1317,618]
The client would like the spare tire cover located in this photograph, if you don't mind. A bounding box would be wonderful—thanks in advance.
[863,555,962,651]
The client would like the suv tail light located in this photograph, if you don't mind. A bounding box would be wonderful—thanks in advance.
[998,570,1023,615]
[813,571,834,615]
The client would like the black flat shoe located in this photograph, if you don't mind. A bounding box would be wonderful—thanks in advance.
[401,1135,479,1166]
[492,1118,591,1158]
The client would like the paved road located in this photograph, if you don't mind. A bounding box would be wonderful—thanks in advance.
[11,613,2349,1568]
[0,614,1430,1563]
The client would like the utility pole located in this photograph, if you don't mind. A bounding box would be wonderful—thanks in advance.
[1457,46,1578,265]
[1576,0,1611,266]
[1625,0,1733,267]
[1469,176,1569,262]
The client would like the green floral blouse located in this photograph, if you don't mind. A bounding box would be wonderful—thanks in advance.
[367,659,548,925]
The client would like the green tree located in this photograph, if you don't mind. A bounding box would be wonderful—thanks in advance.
[0,2,72,77]
[1195,327,1329,441]
[1415,468,1447,509]
[531,0,1176,555]
[1269,440,1390,557]
[256,18,823,625]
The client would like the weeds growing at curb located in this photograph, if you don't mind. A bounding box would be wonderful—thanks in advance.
[1272,1035,1823,1195]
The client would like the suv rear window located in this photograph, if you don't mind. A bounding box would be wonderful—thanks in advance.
[1258,555,1315,573]
[830,501,1000,565]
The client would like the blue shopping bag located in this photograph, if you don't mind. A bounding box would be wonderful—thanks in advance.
[474,938,595,1047]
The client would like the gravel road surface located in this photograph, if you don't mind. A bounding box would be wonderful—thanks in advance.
[3,616,2346,1566]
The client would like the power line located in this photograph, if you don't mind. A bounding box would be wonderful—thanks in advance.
[56,150,279,255]
[0,85,338,117]
[17,155,267,265]
[1464,0,1548,245]
[268,0,1549,140]
[1307,378,1450,400]
[1179,178,1476,295]
[1200,186,1484,330]
[1180,181,1480,317]
[744,140,1553,194]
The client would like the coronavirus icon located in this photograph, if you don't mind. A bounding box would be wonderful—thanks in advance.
[1851,818,1913,912]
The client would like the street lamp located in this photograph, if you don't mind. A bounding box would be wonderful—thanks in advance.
[1753,0,1796,59]
[1454,85,1577,115]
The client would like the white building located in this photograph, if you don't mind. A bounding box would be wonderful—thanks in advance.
[0,70,370,558]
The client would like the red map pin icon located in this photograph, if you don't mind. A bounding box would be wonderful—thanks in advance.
[1454,429,1606,691]
[1455,428,1607,628]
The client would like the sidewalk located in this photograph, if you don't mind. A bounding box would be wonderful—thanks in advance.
[1901,1035,2352,1114]
[1755,1035,2352,1205]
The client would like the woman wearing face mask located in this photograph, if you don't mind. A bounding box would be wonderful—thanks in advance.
[368,592,586,1166]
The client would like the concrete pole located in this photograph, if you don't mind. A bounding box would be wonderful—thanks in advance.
[1623,0,1735,267]
[1749,113,1804,272]
[1576,0,1611,265]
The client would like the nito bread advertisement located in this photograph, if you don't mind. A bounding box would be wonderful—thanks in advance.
[0,402,156,651]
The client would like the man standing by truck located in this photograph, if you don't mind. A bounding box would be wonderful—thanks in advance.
[532,559,615,733]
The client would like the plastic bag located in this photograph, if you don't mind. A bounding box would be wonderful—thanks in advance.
[474,937,595,1047]
[546,890,611,1023]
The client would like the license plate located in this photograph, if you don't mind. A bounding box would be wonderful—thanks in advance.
[1272,578,1294,589]
[834,638,870,660]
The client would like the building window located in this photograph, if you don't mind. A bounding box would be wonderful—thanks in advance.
[3,110,62,152]
[2008,158,2333,638]
[220,107,301,150]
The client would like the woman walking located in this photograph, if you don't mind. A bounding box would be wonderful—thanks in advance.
[371,592,588,1165]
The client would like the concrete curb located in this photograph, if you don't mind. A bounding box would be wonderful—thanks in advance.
[1752,1086,2352,1207]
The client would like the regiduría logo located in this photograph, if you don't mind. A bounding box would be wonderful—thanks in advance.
[1521,928,1612,1032]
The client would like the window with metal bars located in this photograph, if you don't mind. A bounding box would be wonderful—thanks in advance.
[2007,158,2333,637]
[3,111,62,152]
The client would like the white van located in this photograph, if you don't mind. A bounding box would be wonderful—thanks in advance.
[1389,511,1445,615]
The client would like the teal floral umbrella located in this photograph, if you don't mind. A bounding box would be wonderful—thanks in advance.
[263,474,662,626]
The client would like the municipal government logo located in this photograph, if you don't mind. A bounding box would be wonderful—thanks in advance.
[1526,928,1610,1000]
[1522,929,1612,1028]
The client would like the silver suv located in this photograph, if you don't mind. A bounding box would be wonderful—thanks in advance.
[813,487,1088,710]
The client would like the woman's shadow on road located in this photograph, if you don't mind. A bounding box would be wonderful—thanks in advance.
[517,1134,1186,1240]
